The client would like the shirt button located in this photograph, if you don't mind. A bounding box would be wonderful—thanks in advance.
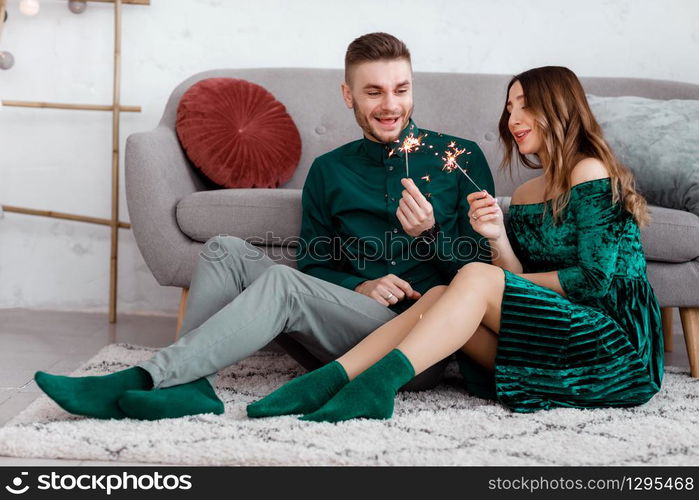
[388,166,394,171]
[390,261,396,266]
[390,197,396,202]
[393,228,398,233]
[384,193,388,198]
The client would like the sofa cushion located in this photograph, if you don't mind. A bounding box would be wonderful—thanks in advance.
[646,260,699,308]
[176,77,302,188]
[181,191,699,263]
[639,205,699,263]
[500,197,699,264]
[587,94,699,217]
[177,188,302,246]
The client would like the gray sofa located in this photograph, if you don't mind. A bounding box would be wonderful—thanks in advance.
[125,68,699,377]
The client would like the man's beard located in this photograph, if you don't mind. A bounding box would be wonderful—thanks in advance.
[352,100,413,144]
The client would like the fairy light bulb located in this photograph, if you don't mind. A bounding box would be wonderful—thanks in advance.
[68,1,86,14]
[0,50,14,70]
[19,0,40,17]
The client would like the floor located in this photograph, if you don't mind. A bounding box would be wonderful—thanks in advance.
[0,309,177,466]
[0,307,692,466]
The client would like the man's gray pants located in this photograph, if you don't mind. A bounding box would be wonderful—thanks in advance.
[139,235,448,392]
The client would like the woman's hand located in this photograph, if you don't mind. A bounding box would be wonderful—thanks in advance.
[467,190,505,240]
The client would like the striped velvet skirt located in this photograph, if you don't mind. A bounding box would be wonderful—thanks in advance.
[457,270,661,413]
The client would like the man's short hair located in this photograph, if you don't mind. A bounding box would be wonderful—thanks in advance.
[344,32,411,84]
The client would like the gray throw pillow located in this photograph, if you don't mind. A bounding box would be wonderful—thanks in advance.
[587,94,699,217]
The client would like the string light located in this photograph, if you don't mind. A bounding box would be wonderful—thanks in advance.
[68,0,86,14]
[0,50,14,70]
[19,0,40,17]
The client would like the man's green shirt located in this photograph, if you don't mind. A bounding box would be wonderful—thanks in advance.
[297,120,495,313]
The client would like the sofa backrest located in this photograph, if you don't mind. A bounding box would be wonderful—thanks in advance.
[159,68,699,196]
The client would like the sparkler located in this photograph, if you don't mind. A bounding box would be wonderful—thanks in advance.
[441,141,485,193]
[399,132,425,178]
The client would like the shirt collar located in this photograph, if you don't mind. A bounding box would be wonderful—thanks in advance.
[360,119,420,163]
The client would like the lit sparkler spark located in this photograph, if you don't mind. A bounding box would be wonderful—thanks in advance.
[399,132,425,178]
[442,143,484,192]
[442,144,466,173]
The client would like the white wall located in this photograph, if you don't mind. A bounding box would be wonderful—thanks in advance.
[0,0,697,315]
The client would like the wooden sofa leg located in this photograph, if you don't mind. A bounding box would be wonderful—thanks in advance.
[176,287,189,341]
[679,307,699,378]
[661,307,673,352]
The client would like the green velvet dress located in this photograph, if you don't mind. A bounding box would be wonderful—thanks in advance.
[457,177,664,412]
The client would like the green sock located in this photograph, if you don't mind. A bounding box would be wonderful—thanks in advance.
[300,349,415,423]
[117,377,224,420]
[247,360,349,418]
[34,367,152,420]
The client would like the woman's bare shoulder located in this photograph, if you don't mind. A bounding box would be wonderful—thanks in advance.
[570,158,610,186]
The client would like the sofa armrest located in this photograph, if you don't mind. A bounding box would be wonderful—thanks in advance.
[125,126,206,287]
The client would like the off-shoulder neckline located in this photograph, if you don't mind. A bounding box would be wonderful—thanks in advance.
[509,177,612,209]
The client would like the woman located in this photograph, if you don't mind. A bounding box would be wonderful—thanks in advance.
[247,66,664,421]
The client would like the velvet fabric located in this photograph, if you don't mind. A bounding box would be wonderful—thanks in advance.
[459,178,664,412]
[176,77,302,188]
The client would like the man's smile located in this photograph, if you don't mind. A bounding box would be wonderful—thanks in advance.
[374,115,401,129]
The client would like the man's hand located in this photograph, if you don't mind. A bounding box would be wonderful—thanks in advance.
[354,274,422,306]
[396,178,435,237]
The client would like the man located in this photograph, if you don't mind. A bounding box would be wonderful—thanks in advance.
[34,32,495,421]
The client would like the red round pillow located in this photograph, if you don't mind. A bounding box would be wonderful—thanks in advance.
[176,78,302,188]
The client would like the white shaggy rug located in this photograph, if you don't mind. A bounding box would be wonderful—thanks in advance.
[0,343,698,466]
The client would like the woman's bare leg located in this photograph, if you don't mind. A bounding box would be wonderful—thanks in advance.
[337,286,446,379]
[337,266,499,380]
[396,262,505,375]
[460,324,498,372]
[337,284,498,379]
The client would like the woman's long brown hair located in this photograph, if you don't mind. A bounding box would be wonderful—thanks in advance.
[498,66,649,226]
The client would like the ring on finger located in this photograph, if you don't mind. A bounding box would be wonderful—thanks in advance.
[385,293,395,301]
